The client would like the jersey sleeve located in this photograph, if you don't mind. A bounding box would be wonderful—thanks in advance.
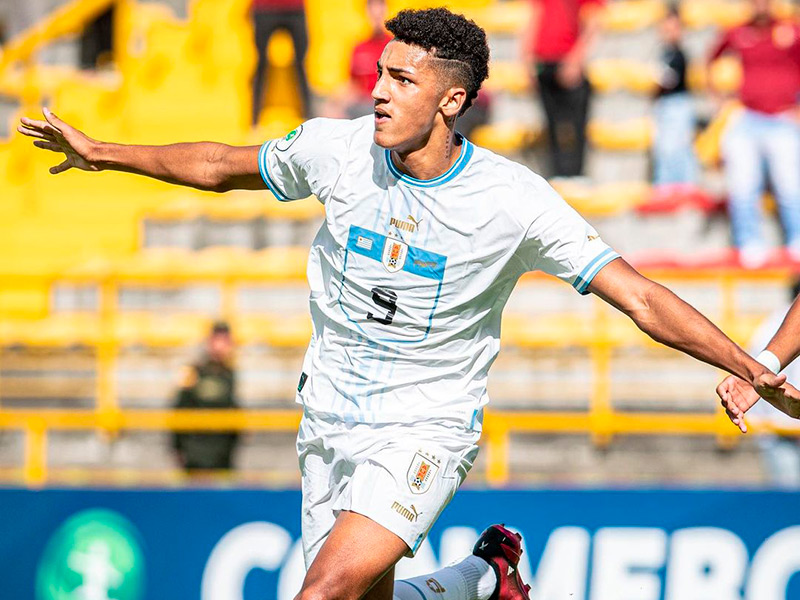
[517,175,620,295]
[258,117,351,202]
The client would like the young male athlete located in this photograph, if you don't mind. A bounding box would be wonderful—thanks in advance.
[19,8,795,600]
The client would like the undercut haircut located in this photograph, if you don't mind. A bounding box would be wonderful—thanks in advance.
[385,8,490,116]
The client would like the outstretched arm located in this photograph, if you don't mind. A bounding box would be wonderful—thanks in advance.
[587,258,787,430]
[18,108,265,192]
[763,295,800,369]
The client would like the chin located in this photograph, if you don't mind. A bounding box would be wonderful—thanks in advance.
[372,129,395,150]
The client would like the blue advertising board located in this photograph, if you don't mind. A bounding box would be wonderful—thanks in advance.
[4,488,800,599]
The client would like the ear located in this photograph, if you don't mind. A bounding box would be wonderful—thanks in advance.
[439,87,467,118]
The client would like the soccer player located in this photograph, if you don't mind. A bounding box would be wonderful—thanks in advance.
[19,8,790,600]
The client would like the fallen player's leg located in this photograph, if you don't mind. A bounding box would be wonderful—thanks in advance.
[392,525,530,600]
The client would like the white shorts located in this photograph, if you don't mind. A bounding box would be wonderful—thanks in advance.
[296,410,480,568]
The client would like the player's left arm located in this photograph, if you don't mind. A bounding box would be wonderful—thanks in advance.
[586,258,788,431]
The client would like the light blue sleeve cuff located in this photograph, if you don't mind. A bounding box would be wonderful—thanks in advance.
[258,140,292,202]
[572,248,621,295]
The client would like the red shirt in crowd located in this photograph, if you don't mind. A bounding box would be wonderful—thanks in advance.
[529,0,604,62]
[350,32,392,100]
[251,0,304,11]
[709,18,800,114]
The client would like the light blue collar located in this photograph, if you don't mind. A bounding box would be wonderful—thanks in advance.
[384,136,474,188]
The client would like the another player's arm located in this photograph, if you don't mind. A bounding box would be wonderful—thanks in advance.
[716,295,800,426]
[18,108,265,192]
[762,296,800,370]
[586,258,788,431]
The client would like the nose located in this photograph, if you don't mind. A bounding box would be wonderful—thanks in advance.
[372,72,390,104]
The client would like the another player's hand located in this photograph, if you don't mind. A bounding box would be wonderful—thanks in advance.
[716,375,759,433]
[18,108,101,174]
[717,373,800,433]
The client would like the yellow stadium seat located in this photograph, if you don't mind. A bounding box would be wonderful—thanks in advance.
[588,118,653,152]
[485,61,530,95]
[234,314,312,348]
[553,181,650,216]
[0,314,102,347]
[462,1,531,35]
[145,196,205,222]
[113,312,209,347]
[247,247,310,282]
[0,286,50,320]
[201,193,268,221]
[469,123,542,154]
[588,59,659,95]
[695,101,743,167]
[192,246,255,278]
[113,248,197,282]
[262,195,324,220]
[602,0,665,32]
[502,313,645,348]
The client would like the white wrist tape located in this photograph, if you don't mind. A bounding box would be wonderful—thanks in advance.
[756,350,782,374]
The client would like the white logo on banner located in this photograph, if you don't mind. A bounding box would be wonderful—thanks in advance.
[201,523,800,600]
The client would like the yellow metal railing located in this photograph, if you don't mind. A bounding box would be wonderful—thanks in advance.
[2,407,799,488]
[2,266,799,487]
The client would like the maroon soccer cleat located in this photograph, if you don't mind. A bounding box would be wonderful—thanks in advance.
[472,524,531,600]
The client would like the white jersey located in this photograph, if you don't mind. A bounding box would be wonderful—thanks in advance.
[258,116,619,428]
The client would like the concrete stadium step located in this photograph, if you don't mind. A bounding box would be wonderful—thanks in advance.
[0,428,768,485]
[505,434,766,485]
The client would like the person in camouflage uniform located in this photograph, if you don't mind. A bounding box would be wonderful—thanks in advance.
[172,321,239,472]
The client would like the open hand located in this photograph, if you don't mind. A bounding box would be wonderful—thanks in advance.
[717,373,800,433]
[18,108,101,174]
[717,375,759,432]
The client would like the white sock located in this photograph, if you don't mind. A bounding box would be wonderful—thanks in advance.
[393,555,497,600]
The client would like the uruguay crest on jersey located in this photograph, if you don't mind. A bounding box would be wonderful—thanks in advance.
[408,452,439,494]
[382,236,408,273]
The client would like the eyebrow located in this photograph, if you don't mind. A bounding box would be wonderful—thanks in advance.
[376,61,414,75]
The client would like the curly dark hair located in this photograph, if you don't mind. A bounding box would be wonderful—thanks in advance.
[385,8,490,115]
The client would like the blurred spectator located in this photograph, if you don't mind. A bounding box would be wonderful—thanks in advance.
[748,280,800,488]
[79,7,114,70]
[251,0,312,125]
[172,321,239,472]
[652,5,698,188]
[325,0,491,136]
[523,0,604,179]
[708,0,800,268]
[340,0,393,119]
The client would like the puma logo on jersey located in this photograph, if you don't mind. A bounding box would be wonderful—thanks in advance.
[587,234,599,241]
[390,215,421,233]
[391,501,422,522]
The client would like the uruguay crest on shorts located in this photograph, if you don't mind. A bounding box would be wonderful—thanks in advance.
[408,452,439,494]
[382,237,408,273]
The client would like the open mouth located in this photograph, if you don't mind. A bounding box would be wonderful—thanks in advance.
[374,107,391,124]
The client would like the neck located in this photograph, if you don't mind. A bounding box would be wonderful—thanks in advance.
[753,13,771,26]
[391,120,461,181]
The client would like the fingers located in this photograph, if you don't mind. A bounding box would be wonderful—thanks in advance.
[42,107,65,133]
[18,124,58,142]
[722,401,747,433]
[49,160,71,175]
[19,117,60,138]
[33,140,64,153]
[759,372,788,389]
